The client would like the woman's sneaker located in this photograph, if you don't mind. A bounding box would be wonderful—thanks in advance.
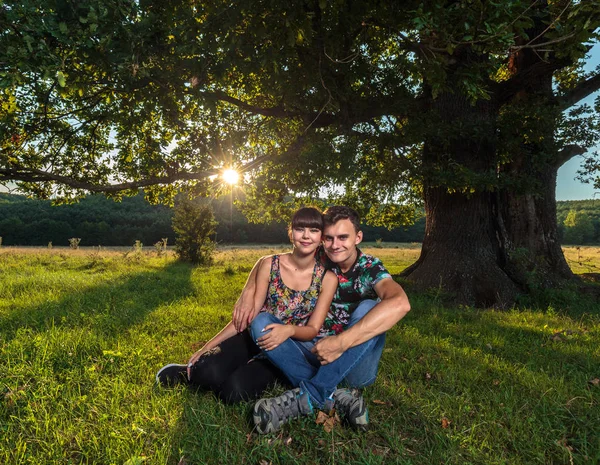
[253,388,313,434]
[156,363,188,387]
[333,388,369,431]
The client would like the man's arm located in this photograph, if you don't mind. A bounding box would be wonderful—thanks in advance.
[312,278,410,364]
[232,255,271,332]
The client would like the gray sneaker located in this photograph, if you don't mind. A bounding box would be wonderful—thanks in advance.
[333,388,369,431]
[253,388,313,434]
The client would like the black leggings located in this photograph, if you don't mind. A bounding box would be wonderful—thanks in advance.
[188,330,290,404]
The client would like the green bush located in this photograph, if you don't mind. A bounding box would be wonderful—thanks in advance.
[172,199,217,264]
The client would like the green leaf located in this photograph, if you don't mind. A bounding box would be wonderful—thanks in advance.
[59,22,68,35]
[56,71,66,87]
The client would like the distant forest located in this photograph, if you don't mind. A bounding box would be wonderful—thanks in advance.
[556,200,600,245]
[1,193,597,247]
[0,192,427,247]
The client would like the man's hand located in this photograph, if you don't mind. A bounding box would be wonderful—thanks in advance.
[311,336,345,365]
[257,324,294,351]
[232,292,254,332]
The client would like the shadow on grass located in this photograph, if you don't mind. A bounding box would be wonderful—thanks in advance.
[0,260,194,342]
[368,295,600,464]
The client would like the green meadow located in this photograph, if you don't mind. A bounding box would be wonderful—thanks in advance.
[0,245,598,465]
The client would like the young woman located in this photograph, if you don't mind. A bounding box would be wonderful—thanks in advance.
[156,207,338,403]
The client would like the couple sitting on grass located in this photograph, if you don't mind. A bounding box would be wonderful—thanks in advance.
[156,205,411,434]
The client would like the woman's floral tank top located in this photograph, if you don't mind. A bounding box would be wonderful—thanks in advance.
[260,255,326,334]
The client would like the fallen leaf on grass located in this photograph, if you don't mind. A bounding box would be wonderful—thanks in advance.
[246,433,253,444]
[441,417,451,429]
[177,456,188,465]
[258,460,271,465]
[550,333,563,342]
[315,410,340,433]
[372,399,392,406]
[588,378,600,387]
[315,411,329,425]
[493,379,500,386]
[371,445,390,457]
[283,437,292,446]
[425,372,432,380]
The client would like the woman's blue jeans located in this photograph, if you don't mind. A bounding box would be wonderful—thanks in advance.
[250,299,385,408]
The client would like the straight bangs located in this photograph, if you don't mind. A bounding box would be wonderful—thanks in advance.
[291,207,324,231]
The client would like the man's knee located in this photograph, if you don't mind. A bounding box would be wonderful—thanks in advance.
[249,312,279,341]
[348,299,378,326]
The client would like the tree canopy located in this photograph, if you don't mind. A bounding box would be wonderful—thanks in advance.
[2,0,600,303]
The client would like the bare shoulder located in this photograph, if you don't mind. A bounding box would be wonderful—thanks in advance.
[324,270,338,284]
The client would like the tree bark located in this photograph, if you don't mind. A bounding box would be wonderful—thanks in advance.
[402,4,581,306]
[402,81,520,306]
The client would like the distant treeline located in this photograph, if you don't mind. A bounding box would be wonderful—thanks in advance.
[0,193,426,247]
[556,199,600,245]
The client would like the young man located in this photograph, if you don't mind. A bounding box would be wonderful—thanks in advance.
[248,206,411,434]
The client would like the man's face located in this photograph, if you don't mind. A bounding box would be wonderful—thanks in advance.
[323,219,363,271]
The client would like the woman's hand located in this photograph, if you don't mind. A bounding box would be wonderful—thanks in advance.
[257,324,294,351]
[187,348,206,379]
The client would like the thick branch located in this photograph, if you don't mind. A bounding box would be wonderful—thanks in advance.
[556,144,585,168]
[201,89,413,128]
[558,73,600,110]
[0,137,308,194]
[0,166,219,193]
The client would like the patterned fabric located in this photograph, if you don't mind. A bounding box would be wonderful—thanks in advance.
[317,247,391,336]
[261,255,328,337]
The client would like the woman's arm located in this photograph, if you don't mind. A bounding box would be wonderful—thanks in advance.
[292,270,337,340]
[257,270,338,349]
[187,320,238,377]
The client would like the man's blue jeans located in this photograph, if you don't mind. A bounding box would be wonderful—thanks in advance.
[249,300,385,408]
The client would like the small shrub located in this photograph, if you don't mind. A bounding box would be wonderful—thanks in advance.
[223,265,236,275]
[0,236,2,248]
[173,199,217,265]
[154,238,168,256]
[48,241,52,249]
[69,238,81,249]
[374,238,383,248]
[133,240,143,254]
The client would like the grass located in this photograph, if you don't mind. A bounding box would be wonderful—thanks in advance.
[0,245,598,464]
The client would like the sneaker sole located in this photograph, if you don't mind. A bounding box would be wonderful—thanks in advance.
[155,363,188,386]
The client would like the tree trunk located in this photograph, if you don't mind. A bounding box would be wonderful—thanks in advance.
[403,187,519,306]
[499,163,574,288]
[402,6,579,307]
[402,83,520,306]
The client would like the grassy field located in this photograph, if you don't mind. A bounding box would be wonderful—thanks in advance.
[0,245,599,464]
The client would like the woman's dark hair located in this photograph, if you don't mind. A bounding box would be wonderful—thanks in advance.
[323,206,361,232]
[289,207,324,237]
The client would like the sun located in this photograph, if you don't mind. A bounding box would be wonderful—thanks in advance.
[222,168,240,185]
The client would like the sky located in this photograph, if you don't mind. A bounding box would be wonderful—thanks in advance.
[556,44,600,200]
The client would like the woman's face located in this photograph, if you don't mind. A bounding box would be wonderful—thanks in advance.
[291,226,322,254]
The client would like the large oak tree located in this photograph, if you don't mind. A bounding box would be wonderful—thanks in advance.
[2,0,600,304]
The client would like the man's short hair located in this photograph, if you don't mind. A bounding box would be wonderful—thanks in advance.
[323,206,361,232]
